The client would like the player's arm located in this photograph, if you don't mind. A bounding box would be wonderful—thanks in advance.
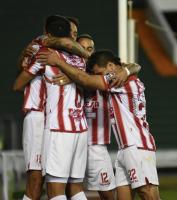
[17,48,26,69]
[122,62,141,75]
[43,37,90,58]
[36,50,107,90]
[111,62,141,87]
[14,52,44,91]
[13,70,34,91]
[52,73,72,85]
[17,41,38,70]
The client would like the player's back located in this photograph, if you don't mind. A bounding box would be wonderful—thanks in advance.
[44,51,88,133]
[109,75,156,150]
[23,40,46,113]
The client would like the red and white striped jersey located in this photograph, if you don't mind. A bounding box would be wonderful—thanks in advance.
[103,74,156,151]
[23,41,46,113]
[84,90,111,145]
[29,47,87,133]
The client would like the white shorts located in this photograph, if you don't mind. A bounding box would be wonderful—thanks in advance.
[42,129,87,180]
[85,145,116,191]
[22,111,44,171]
[115,145,159,189]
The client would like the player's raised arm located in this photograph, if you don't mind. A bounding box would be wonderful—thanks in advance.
[122,62,141,75]
[17,41,39,69]
[36,49,107,90]
[43,36,90,58]
[13,51,44,91]
[110,62,141,87]
[52,73,72,86]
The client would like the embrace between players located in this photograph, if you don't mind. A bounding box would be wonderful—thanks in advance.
[13,15,160,200]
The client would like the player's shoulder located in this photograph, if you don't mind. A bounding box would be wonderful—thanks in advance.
[126,75,138,82]
[60,50,79,59]
[125,75,145,93]
[126,75,144,86]
[60,50,86,67]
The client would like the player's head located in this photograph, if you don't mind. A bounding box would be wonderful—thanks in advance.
[66,16,79,41]
[44,15,71,38]
[77,34,95,57]
[87,49,122,74]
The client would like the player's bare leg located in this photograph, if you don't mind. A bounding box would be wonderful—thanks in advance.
[25,170,43,200]
[116,185,134,200]
[66,182,87,199]
[136,184,160,200]
[98,190,115,200]
[47,182,66,199]
[66,182,83,196]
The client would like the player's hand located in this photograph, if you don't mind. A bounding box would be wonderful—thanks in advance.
[36,49,60,66]
[110,67,128,88]
[42,36,67,48]
[42,36,50,47]
[52,74,72,85]
[25,41,38,57]
[18,41,38,70]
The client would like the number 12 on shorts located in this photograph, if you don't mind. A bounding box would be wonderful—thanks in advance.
[100,172,109,184]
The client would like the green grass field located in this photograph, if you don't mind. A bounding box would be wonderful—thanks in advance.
[135,189,177,200]
[158,175,177,200]
[135,175,177,200]
[2,174,177,200]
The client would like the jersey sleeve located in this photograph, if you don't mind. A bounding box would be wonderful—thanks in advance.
[26,62,44,75]
[103,73,120,91]
[103,73,125,93]
[110,75,138,93]
[110,86,125,93]
[26,47,47,75]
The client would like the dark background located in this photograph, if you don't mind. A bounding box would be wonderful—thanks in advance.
[1,0,177,150]
[0,0,117,114]
[0,0,146,114]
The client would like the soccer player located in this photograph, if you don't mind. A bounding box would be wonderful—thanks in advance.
[41,33,140,200]
[77,34,95,57]
[19,25,139,200]
[53,34,140,200]
[77,34,116,200]
[17,15,105,200]
[13,34,46,200]
[14,15,88,200]
[36,49,160,200]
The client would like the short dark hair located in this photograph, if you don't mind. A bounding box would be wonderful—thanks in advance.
[45,15,70,37]
[66,16,79,28]
[77,33,93,41]
[87,49,121,71]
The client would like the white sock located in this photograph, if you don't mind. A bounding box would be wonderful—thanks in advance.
[22,195,32,200]
[50,195,67,200]
[70,192,87,200]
